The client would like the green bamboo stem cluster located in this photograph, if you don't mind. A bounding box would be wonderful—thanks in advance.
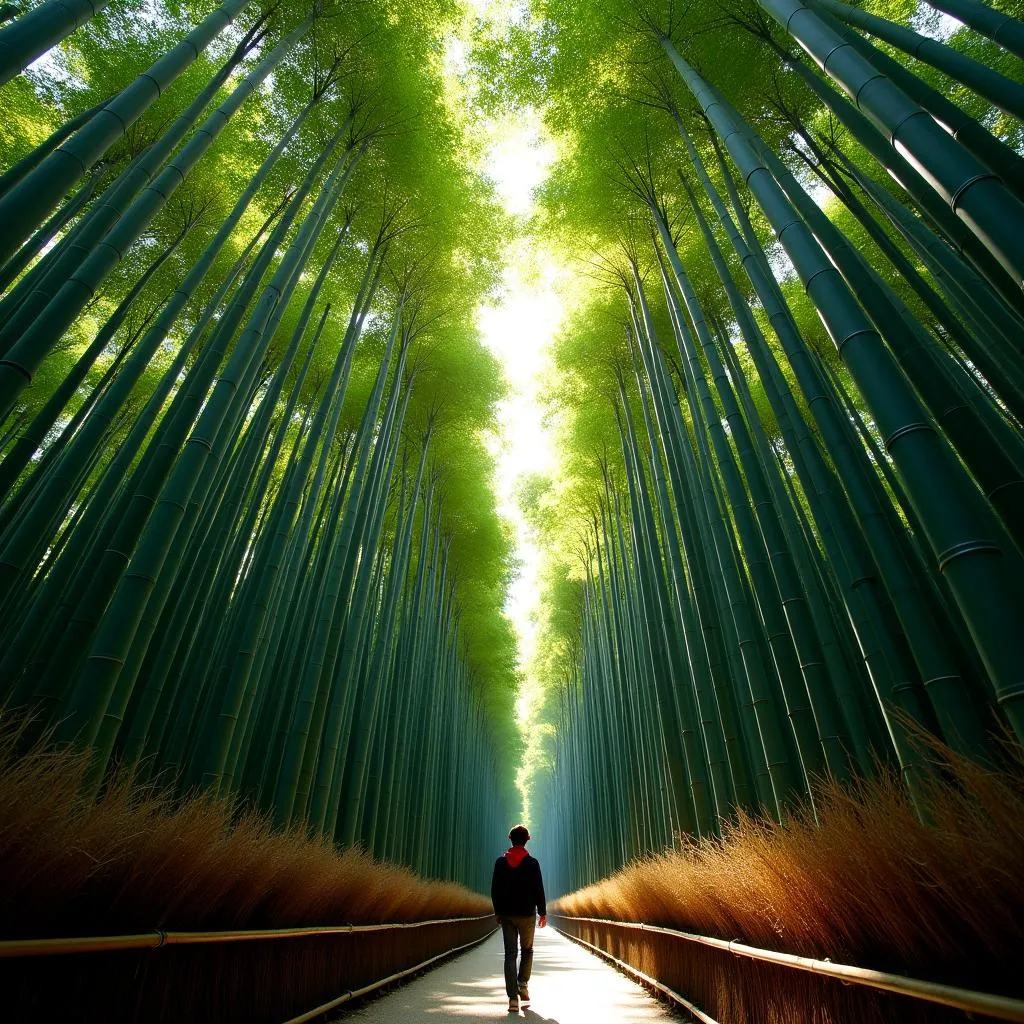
[0,3,509,890]
[812,0,1024,120]
[0,0,251,270]
[926,0,1024,60]
[0,0,112,88]
[536,0,1024,896]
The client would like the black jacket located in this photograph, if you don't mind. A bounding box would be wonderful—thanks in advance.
[491,850,546,917]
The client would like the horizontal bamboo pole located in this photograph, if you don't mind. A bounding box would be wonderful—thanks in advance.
[0,914,495,959]
[552,915,1024,1022]
[280,926,498,1024]
[558,926,720,1024]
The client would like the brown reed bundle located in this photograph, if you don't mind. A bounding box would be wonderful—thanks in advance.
[0,715,489,942]
[554,741,1024,1003]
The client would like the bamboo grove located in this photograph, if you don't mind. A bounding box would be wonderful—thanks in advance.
[0,0,520,892]
[513,0,1024,895]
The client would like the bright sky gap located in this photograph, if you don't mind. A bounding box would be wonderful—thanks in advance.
[445,1,566,816]
[479,122,562,816]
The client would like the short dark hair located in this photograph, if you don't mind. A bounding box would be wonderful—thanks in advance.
[508,824,531,846]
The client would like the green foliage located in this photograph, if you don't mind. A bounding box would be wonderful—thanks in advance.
[5,0,1024,885]
[469,0,1024,883]
[0,0,524,860]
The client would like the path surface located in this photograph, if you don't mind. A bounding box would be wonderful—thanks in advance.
[342,924,677,1023]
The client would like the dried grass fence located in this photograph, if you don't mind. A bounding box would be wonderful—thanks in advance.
[552,742,1024,1024]
[0,719,495,1022]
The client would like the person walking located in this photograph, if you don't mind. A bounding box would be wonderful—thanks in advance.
[491,824,547,1014]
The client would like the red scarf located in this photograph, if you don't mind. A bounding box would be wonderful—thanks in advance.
[505,846,529,868]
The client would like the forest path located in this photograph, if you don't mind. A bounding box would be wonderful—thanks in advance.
[340,925,678,1023]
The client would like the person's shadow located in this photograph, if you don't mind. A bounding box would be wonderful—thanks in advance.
[521,1011,561,1023]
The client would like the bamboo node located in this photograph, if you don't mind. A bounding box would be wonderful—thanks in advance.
[0,360,32,382]
[937,540,1000,572]
[883,421,932,450]
[852,71,886,110]
[887,108,930,148]
[949,174,1000,213]
[819,39,850,74]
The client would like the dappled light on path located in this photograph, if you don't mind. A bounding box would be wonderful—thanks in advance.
[345,926,676,1023]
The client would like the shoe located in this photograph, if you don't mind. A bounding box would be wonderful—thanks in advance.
[508,996,520,1013]
[518,985,531,1005]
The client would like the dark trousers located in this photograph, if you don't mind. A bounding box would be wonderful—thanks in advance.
[500,916,536,998]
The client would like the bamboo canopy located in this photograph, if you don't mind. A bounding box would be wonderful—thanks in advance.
[1,0,1024,917]
[513,0,1024,896]
[0,0,520,892]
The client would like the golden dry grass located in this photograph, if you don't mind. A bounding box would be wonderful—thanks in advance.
[0,717,489,941]
[554,742,1024,995]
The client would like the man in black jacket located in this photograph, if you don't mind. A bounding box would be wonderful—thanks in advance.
[491,824,547,1014]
